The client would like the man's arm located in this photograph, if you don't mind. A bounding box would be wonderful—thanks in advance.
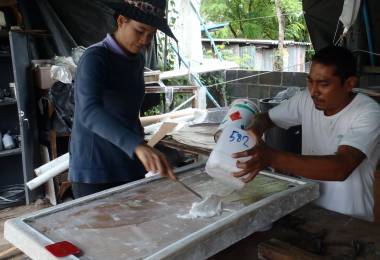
[233,134,366,182]
[250,112,276,137]
[269,145,365,180]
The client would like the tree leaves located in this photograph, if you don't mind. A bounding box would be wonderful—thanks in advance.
[201,0,308,42]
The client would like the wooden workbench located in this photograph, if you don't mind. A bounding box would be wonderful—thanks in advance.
[160,137,212,156]
[212,204,380,259]
[4,164,319,260]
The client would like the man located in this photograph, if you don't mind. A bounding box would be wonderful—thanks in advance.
[69,0,177,198]
[233,46,380,221]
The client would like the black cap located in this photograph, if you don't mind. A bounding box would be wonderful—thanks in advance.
[106,0,177,41]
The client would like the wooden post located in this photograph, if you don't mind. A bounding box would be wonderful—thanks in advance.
[274,0,285,71]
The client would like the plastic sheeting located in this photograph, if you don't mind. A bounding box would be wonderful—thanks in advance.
[303,0,345,51]
[49,82,75,133]
[48,0,116,47]
[340,0,362,35]
[50,56,77,84]
[48,0,158,68]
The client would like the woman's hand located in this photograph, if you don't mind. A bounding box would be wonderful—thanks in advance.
[134,144,176,180]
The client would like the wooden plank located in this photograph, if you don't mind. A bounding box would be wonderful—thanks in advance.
[0,99,17,107]
[213,203,380,259]
[258,239,325,260]
[140,108,196,126]
[159,138,211,156]
[144,70,160,84]
[147,122,177,147]
[0,148,21,158]
[160,62,237,80]
[145,86,197,94]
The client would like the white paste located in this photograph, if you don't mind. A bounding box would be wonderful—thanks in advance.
[177,195,222,219]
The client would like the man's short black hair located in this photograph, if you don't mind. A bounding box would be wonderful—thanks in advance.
[312,45,357,82]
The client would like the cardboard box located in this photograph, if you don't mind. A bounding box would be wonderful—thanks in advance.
[32,60,57,89]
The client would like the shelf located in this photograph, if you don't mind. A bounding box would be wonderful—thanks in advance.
[0,148,22,158]
[0,99,17,107]
[0,53,11,58]
[0,30,8,38]
[362,66,380,74]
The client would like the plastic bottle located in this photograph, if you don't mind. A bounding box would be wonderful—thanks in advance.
[217,99,259,132]
[206,126,256,190]
[2,131,15,150]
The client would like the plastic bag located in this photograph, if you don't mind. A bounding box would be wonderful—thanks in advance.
[270,87,300,103]
[50,56,77,84]
[49,81,75,133]
[72,46,86,65]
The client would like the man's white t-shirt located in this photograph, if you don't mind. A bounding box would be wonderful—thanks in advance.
[269,90,380,221]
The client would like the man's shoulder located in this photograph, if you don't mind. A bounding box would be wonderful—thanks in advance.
[347,94,380,122]
[339,94,380,131]
[354,93,380,111]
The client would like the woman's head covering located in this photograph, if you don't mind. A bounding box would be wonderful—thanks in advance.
[106,0,177,41]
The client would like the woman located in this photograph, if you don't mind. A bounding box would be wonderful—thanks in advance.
[69,0,177,198]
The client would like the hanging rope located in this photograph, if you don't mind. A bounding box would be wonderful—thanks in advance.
[205,61,312,89]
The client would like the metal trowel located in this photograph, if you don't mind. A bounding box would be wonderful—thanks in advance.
[145,170,202,199]
[176,179,203,199]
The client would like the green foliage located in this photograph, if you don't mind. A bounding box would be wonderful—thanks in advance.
[200,71,229,106]
[162,76,190,86]
[172,93,194,109]
[156,0,178,70]
[305,48,315,62]
[201,0,308,42]
[143,103,162,116]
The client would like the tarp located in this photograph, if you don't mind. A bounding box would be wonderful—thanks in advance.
[303,0,345,51]
[49,0,115,47]
[340,0,361,36]
[48,0,158,68]
[25,0,379,64]
[303,0,379,65]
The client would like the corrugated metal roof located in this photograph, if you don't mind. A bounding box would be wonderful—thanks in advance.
[202,38,311,46]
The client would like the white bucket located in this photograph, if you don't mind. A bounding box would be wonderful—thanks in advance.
[206,126,256,190]
[218,99,259,132]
